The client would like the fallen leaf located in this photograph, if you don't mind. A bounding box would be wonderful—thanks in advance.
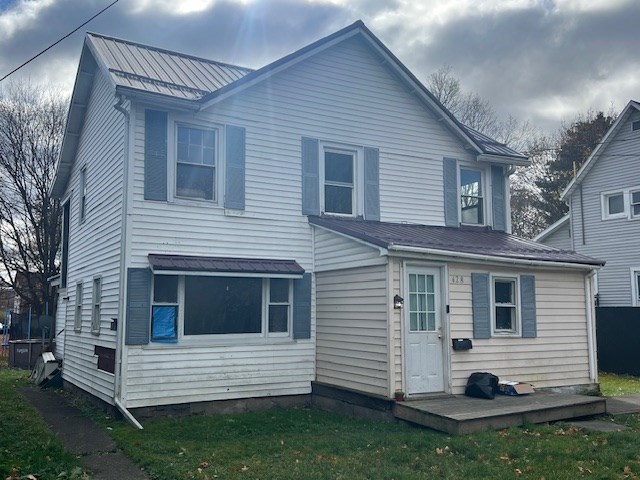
[515,468,522,476]
[624,466,632,474]
[436,448,444,455]
[200,461,210,469]
[240,466,249,472]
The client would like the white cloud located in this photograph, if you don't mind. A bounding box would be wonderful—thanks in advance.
[0,0,55,40]
[131,0,219,15]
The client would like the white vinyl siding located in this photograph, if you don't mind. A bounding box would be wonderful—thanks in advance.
[447,264,590,393]
[60,69,125,404]
[538,220,572,250]
[313,227,385,272]
[315,264,389,397]
[568,109,640,306]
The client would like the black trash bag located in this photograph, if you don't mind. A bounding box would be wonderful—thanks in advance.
[464,372,499,399]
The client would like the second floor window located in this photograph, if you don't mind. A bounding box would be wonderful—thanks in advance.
[79,167,87,222]
[324,149,355,215]
[631,190,640,218]
[460,168,484,224]
[176,125,216,201]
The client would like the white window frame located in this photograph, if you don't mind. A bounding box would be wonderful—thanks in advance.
[319,141,363,217]
[79,166,87,222]
[630,189,640,219]
[631,267,640,307]
[151,273,294,345]
[91,276,101,335]
[601,190,627,220]
[74,282,83,333]
[172,120,220,204]
[491,276,520,336]
[458,165,487,226]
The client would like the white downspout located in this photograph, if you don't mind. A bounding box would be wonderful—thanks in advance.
[585,269,598,385]
[113,94,143,430]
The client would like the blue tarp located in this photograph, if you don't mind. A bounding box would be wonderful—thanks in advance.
[151,306,177,343]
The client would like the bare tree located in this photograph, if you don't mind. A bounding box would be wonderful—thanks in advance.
[0,83,66,315]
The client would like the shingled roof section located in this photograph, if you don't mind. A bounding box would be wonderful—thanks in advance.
[309,216,604,267]
[148,254,304,275]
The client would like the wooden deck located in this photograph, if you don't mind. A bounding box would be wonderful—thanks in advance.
[393,392,606,434]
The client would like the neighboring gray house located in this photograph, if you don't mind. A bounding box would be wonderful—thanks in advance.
[51,21,602,419]
[537,100,640,307]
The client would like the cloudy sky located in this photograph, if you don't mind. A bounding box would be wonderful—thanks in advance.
[0,0,638,133]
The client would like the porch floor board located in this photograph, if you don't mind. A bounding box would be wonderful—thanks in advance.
[393,392,606,434]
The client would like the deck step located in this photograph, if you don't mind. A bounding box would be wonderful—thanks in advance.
[393,392,606,434]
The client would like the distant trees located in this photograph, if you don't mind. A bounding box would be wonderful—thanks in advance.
[0,83,66,315]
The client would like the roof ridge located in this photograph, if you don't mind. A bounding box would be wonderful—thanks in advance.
[86,31,254,73]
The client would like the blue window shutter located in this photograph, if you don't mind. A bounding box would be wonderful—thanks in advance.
[225,125,246,210]
[364,147,380,221]
[443,157,459,227]
[520,275,537,338]
[491,165,506,231]
[471,273,491,339]
[125,268,151,345]
[144,110,167,201]
[293,273,312,339]
[301,137,320,215]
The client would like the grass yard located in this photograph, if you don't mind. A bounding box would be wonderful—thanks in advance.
[0,361,87,480]
[600,372,640,397]
[94,406,640,480]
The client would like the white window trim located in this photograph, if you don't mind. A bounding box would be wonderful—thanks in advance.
[630,188,640,219]
[91,276,101,335]
[601,189,627,220]
[458,164,489,227]
[167,114,225,206]
[491,275,521,337]
[74,282,83,333]
[319,141,363,217]
[631,267,640,307]
[151,274,294,345]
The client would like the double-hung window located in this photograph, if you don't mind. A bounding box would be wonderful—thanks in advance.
[631,190,640,218]
[493,277,518,334]
[323,149,355,215]
[151,275,179,342]
[74,282,83,332]
[632,268,640,307]
[91,277,101,334]
[460,168,484,225]
[176,125,216,201]
[79,166,87,222]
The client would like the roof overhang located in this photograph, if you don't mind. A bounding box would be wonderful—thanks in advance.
[561,100,640,201]
[533,214,570,242]
[148,254,304,278]
[477,153,530,167]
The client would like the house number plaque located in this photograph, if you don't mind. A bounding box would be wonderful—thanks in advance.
[449,275,465,285]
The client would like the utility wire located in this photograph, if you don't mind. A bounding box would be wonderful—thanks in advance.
[0,0,120,83]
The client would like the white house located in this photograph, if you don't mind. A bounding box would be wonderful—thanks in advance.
[537,100,640,308]
[51,21,602,420]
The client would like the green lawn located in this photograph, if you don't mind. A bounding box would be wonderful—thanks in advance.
[0,362,88,479]
[600,372,640,397]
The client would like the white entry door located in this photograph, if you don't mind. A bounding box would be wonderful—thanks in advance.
[405,268,444,394]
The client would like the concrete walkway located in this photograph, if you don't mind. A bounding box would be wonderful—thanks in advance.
[21,386,148,480]
[606,393,640,415]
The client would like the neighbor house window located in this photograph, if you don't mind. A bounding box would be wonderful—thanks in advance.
[79,166,87,222]
[151,275,178,342]
[153,275,292,339]
[91,277,101,334]
[493,277,518,334]
[74,282,83,332]
[323,149,355,215]
[602,191,626,219]
[631,190,640,218]
[176,125,216,200]
[460,168,484,224]
[632,268,640,307]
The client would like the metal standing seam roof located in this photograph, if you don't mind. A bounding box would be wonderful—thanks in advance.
[87,32,254,100]
[460,125,527,160]
[308,216,604,267]
[148,254,305,275]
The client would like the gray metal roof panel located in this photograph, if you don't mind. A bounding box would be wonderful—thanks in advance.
[148,254,305,275]
[309,216,603,266]
[460,125,527,159]
[87,32,253,99]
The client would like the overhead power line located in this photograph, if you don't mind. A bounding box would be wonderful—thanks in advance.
[0,0,120,83]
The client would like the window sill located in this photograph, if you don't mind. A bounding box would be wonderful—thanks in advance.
[142,337,299,349]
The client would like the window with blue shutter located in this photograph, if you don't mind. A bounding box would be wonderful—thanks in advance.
[443,157,459,226]
[144,110,168,201]
[225,125,245,210]
[293,273,312,339]
[364,147,380,221]
[471,273,491,339]
[491,165,506,231]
